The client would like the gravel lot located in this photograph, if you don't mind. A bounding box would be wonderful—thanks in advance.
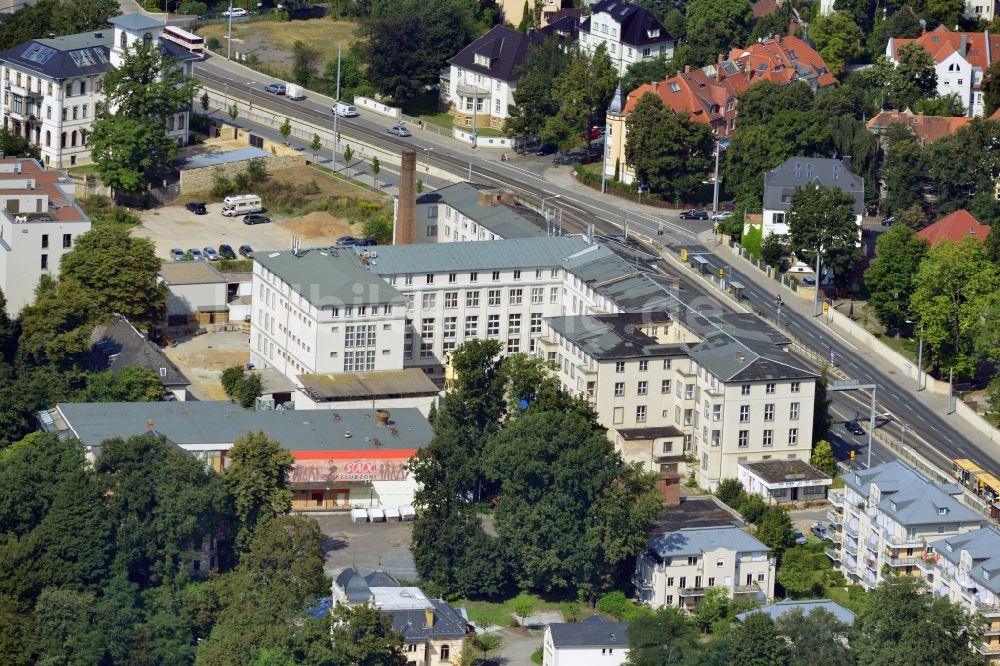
[310,512,417,581]
[162,330,251,400]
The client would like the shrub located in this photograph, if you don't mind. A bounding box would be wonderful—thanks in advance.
[206,37,221,51]
[211,168,235,198]
[178,0,207,14]
[716,478,744,507]
[232,372,261,409]
[220,365,244,396]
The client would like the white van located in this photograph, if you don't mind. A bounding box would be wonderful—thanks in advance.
[285,84,305,100]
[333,102,359,117]
[221,194,262,217]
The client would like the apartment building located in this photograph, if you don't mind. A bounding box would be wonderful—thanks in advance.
[579,0,676,76]
[0,13,196,168]
[920,527,1000,662]
[543,616,630,666]
[249,248,407,377]
[762,157,863,239]
[827,460,983,590]
[0,157,91,313]
[408,182,547,243]
[634,524,775,610]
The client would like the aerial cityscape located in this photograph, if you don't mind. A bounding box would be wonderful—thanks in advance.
[0,0,999,663]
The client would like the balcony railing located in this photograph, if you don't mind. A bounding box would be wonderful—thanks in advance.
[630,576,653,591]
[828,489,845,508]
[827,510,843,526]
[844,541,859,556]
[733,584,761,595]
[975,642,1000,656]
[843,523,859,538]
[679,587,706,597]
[825,546,841,563]
[883,532,923,549]
[884,554,920,567]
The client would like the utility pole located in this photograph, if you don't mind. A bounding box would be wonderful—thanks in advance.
[813,248,822,317]
[332,42,341,172]
[948,368,955,414]
[712,139,728,215]
[227,1,234,60]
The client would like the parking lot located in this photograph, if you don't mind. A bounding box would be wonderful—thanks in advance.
[310,512,417,581]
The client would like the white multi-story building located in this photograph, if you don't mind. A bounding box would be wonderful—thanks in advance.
[827,460,983,590]
[634,524,775,611]
[920,527,1000,662]
[408,182,547,244]
[249,248,407,378]
[543,616,631,666]
[579,0,676,77]
[0,157,90,313]
[0,13,196,168]
[761,156,864,239]
[887,27,1000,117]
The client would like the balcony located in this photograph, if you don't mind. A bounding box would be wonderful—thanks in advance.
[977,605,1000,619]
[843,523,858,538]
[733,584,762,595]
[679,587,706,597]
[844,541,859,557]
[630,575,653,591]
[828,489,845,508]
[883,532,923,549]
[975,642,1000,656]
[827,510,843,526]
[6,82,38,99]
[915,556,938,573]
[884,554,920,567]
[864,558,877,572]
[825,546,841,563]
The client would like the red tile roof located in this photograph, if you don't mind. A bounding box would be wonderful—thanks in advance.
[866,109,974,145]
[0,158,86,223]
[917,209,992,246]
[890,26,1000,85]
[622,36,835,135]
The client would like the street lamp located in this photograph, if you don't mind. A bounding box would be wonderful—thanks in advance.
[247,81,255,114]
[541,194,560,235]
[332,42,342,172]
[906,319,924,391]
[712,138,729,216]
[226,1,234,61]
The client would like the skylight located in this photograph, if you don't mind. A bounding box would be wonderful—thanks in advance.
[21,43,56,65]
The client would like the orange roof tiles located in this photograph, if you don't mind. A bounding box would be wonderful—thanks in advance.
[890,25,1000,85]
[917,209,992,246]
[0,158,87,223]
[866,109,973,145]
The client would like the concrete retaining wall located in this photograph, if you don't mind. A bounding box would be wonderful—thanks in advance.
[353,96,401,119]
[453,128,511,149]
[179,126,307,194]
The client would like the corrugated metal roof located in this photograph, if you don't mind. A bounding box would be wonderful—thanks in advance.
[298,368,439,401]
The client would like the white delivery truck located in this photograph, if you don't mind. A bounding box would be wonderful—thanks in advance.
[221,194,263,217]
[285,84,305,100]
[333,101,359,117]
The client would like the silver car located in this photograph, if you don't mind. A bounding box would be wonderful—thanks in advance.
[203,246,220,261]
[188,248,204,261]
[387,124,411,137]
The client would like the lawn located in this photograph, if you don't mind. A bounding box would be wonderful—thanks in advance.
[454,594,585,628]
[403,91,454,130]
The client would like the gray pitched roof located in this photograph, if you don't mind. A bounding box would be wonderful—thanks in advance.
[254,248,404,309]
[845,460,982,527]
[89,315,190,389]
[335,567,372,603]
[55,402,431,453]
[688,313,815,383]
[649,524,769,559]
[930,527,1000,595]
[0,33,112,79]
[763,157,864,215]
[736,599,855,624]
[545,312,685,360]
[388,599,468,641]
[448,25,542,83]
[109,13,165,30]
[416,182,546,240]
[548,619,631,648]
[582,0,673,46]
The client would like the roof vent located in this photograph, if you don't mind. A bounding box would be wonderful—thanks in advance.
[343,430,352,438]
[376,409,390,426]
[332,412,342,421]
[95,32,103,38]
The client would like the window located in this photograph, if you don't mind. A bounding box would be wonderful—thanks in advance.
[444,291,458,308]
[513,270,521,280]
[711,430,721,446]
[507,337,520,353]
[766,382,776,394]
[41,234,48,249]
[466,290,479,307]
[615,361,625,373]
[509,288,522,305]
[443,317,456,339]
[683,409,693,426]
[492,270,500,281]
[62,234,71,248]
[614,382,625,396]
[638,360,648,372]
[40,254,48,269]
[739,405,750,422]
[741,384,751,395]
[636,405,647,422]
[685,384,694,400]
[763,429,773,447]
[448,273,457,284]
[487,314,500,337]
[440,645,450,660]
[470,271,478,282]
[738,430,749,448]
[426,273,434,285]
[550,286,559,303]
[791,381,800,393]
[764,404,774,421]
[425,224,437,236]
[531,287,544,304]
[790,402,799,420]
[788,428,798,445]
[421,318,435,339]
[405,294,414,311]
[637,381,647,395]
[530,312,542,334]
[465,316,478,337]
[712,405,722,421]
[488,289,501,307]
[422,293,436,309]
[508,313,521,334]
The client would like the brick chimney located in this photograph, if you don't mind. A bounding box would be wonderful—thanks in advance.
[658,472,681,505]
[393,148,417,245]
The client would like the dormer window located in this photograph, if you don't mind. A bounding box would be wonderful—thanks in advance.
[938,507,949,515]
[889,500,896,511]
[986,570,992,580]
[474,53,489,67]
[947,543,954,552]
[648,29,660,38]
[669,82,680,92]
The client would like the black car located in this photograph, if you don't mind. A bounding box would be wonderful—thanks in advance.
[845,420,865,436]
[679,209,708,220]
[335,235,357,246]
[185,201,207,215]
[243,213,271,225]
[881,216,896,227]
[534,144,557,156]
[238,244,253,258]
[218,244,236,260]
[353,238,378,247]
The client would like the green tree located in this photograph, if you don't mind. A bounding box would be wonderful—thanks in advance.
[864,223,929,334]
[881,123,927,216]
[755,507,796,558]
[16,280,96,368]
[809,439,836,477]
[868,7,922,59]
[517,0,531,30]
[278,117,292,143]
[34,588,107,664]
[809,12,863,77]
[542,44,617,155]
[926,119,1000,214]
[511,595,536,627]
[371,156,380,189]
[624,606,699,665]
[737,493,768,525]
[923,0,965,29]
[983,60,1000,117]
[692,587,731,634]
[826,114,880,208]
[362,214,393,244]
[89,40,198,197]
[716,478,745,507]
[343,143,354,176]
[228,103,239,124]
[760,233,786,266]
[76,365,167,403]
[224,431,295,552]
[910,238,1000,376]
[813,366,833,442]
[232,371,261,409]
[986,376,1000,422]
[685,0,753,68]
[291,40,319,88]
[778,607,852,666]
[851,577,984,665]
[726,612,789,665]
[0,433,87,537]
[471,632,502,664]
[787,184,860,281]
[777,545,831,597]
[506,36,572,137]
[328,603,408,666]
[625,93,715,201]
[915,92,966,116]
[737,82,815,129]
[199,90,210,112]
[887,43,937,111]
[622,56,673,96]
[310,133,322,161]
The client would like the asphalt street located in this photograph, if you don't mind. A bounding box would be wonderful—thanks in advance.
[194,52,998,477]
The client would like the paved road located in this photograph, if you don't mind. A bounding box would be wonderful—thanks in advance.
[193,52,999,478]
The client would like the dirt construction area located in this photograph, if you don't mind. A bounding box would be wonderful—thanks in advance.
[163,331,251,400]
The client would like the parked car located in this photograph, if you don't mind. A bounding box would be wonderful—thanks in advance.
[203,246,220,261]
[335,235,357,246]
[845,420,865,436]
[218,244,236,260]
[679,209,708,220]
[801,277,817,286]
[264,83,286,95]
[185,201,207,215]
[243,213,271,225]
[187,248,204,261]
[386,124,411,137]
[353,238,377,247]
[170,248,185,261]
[222,7,247,17]
[793,529,808,546]
[333,102,359,117]
[239,244,253,258]
[711,211,733,221]
[534,144,557,156]
[881,216,896,227]
[810,521,828,540]
[582,126,601,141]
